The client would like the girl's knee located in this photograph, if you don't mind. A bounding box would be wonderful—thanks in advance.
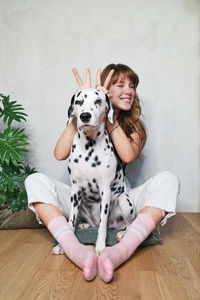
[25,172,45,189]
[153,171,180,191]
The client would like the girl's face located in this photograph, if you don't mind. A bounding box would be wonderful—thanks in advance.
[108,74,135,113]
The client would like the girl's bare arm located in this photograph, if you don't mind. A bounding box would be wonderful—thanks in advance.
[54,118,77,160]
[106,119,140,163]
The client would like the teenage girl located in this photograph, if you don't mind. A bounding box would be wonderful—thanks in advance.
[25,64,179,282]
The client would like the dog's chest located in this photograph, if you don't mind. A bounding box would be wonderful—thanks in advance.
[68,131,117,181]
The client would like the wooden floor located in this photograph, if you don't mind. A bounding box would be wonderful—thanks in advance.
[0,213,200,300]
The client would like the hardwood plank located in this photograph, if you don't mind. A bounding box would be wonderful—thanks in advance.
[94,276,118,300]
[117,256,143,300]
[0,242,50,300]
[139,271,163,300]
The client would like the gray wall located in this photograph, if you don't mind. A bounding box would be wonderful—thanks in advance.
[0,0,199,212]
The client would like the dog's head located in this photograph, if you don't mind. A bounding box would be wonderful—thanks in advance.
[67,88,115,130]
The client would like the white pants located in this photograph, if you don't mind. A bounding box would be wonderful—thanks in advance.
[25,171,180,226]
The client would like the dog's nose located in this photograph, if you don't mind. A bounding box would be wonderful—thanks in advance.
[80,112,91,123]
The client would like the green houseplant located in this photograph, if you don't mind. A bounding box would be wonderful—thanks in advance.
[0,93,36,212]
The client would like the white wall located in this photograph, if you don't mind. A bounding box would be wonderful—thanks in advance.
[0,0,199,212]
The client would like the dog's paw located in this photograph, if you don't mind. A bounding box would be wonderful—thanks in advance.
[51,244,65,255]
[95,242,105,255]
[116,230,126,242]
[78,223,90,230]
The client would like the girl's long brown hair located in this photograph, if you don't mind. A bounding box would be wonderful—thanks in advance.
[101,63,147,151]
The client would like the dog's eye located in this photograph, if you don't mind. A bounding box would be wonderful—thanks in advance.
[75,100,81,105]
[95,99,102,105]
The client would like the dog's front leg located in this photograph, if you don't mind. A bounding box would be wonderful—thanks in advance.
[69,184,82,231]
[95,184,110,255]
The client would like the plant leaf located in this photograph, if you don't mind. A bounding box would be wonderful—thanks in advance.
[0,171,23,192]
[0,94,27,126]
[7,190,28,212]
[0,127,29,166]
[22,164,38,176]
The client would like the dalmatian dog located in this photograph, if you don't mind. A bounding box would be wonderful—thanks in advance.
[53,88,136,255]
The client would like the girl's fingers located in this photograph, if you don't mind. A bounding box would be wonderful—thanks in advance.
[96,69,101,87]
[96,86,107,94]
[85,68,91,88]
[72,67,114,90]
[72,68,84,87]
[103,69,115,89]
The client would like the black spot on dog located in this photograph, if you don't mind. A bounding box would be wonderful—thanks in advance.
[104,204,108,214]
[113,186,124,195]
[72,144,76,152]
[77,91,81,97]
[72,214,76,227]
[97,131,101,136]
[107,165,110,168]
[78,131,80,139]
[93,178,96,183]
[114,172,118,180]
[68,167,71,175]
[126,197,133,207]
[92,155,101,166]
[130,209,134,214]
[89,196,101,203]
[117,215,124,222]
[105,94,111,110]
[67,95,75,119]
[85,157,89,161]
[95,91,99,95]
[84,94,87,98]
[88,149,94,157]
[74,158,79,163]
[116,161,121,172]
[73,193,79,207]
[85,138,95,150]
[79,154,82,158]
[72,180,76,184]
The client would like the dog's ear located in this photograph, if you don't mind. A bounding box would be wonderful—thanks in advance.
[67,94,75,125]
[105,94,115,124]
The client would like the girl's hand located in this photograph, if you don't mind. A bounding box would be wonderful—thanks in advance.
[72,68,91,91]
[72,68,114,97]
[95,68,114,99]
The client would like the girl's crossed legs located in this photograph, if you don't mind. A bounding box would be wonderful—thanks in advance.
[25,171,179,282]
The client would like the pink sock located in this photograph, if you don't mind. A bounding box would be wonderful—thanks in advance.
[48,216,97,281]
[98,213,156,282]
